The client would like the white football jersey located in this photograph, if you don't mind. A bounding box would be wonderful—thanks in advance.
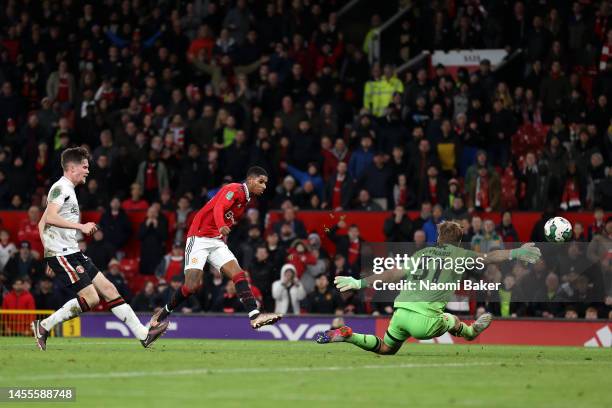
[42,176,81,257]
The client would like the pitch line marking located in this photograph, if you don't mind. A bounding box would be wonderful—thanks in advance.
[2,361,608,382]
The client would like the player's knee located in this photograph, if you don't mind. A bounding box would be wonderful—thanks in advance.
[184,269,203,291]
[379,344,399,355]
[82,290,100,308]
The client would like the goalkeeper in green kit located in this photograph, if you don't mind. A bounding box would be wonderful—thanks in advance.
[315,221,541,354]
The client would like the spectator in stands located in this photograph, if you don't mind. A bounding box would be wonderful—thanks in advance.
[498,211,520,243]
[0,229,16,272]
[413,202,432,232]
[327,218,362,272]
[105,259,131,302]
[136,150,170,202]
[466,164,501,212]
[418,165,448,208]
[323,161,354,211]
[272,263,306,315]
[287,162,324,200]
[237,225,264,271]
[86,230,115,273]
[17,205,43,258]
[559,161,586,211]
[444,195,468,221]
[98,197,132,252]
[273,206,307,239]
[4,241,44,286]
[305,274,343,314]
[157,241,185,283]
[464,215,483,243]
[273,175,301,209]
[472,219,505,253]
[358,151,392,210]
[587,216,612,264]
[1,277,35,335]
[572,222,587,242]
[131,281,156,312]
[383,205,413,242]
[33,276,61,310]
[588,208,606,240]
[138,204,168,275]
[348,135,374,180]
[285,239,317,280]
[122,183,149,212]
[392,173,416,209]
[249,245,275,312]
[353,189,382,211]
[423,204,444,243]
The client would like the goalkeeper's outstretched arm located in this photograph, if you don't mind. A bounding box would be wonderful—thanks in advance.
[481,242,541,265]
[335,268,406,292]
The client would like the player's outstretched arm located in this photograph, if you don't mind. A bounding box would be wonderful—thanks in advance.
[482,243,541,265]
[44,203,97,235]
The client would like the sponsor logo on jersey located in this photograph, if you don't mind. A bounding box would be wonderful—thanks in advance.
[225,191,234,200]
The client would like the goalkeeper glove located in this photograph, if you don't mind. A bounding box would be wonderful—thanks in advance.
[510,243,542,264]
[334,276,367,292]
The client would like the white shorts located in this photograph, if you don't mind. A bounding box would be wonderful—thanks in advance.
[184,236,237,272]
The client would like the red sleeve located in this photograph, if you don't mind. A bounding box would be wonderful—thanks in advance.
[213,186,237,230]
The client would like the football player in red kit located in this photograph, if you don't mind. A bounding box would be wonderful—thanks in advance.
[150,166,282,329]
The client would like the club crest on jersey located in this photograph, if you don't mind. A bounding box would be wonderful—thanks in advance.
[225,191,234,200]
[191,257,198,265]
[76,266,85,274]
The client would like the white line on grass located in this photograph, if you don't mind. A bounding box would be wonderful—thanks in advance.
[3,362,498,382]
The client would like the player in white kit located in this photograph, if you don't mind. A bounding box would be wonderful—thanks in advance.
[31,147,168,350]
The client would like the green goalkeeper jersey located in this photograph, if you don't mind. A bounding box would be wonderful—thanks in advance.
[393,244,479,317]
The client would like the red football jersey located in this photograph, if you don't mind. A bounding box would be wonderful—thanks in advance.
[187,183,251,238]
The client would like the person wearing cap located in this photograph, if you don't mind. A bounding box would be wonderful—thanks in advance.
[3,240,44,286]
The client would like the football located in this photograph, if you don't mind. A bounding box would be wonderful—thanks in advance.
[544,216,573,242]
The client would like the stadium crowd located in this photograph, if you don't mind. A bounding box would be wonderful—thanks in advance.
[0,0,611,325]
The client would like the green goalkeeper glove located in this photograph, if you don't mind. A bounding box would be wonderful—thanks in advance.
[334,276,367,292]
[510,243,542,264]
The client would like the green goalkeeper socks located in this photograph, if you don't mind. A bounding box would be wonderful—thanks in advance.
[347,333,382,352]
[455,322,477,341]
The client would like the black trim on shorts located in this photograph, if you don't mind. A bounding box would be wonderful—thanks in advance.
[385,330,403,344]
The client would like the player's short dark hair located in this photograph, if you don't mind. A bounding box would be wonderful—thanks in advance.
[246,166,268,179]
[61,147,90,170]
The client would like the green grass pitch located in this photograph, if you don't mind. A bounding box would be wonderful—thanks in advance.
[0,337,610,408]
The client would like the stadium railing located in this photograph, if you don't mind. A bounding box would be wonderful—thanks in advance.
[0,310,80,337]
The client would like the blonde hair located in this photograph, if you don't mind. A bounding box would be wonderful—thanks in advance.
[437,220,464,244]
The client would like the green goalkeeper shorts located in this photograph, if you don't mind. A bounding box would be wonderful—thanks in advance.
[383,308,456,347]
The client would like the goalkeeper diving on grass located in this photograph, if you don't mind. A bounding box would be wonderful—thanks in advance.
[315,221,542,354]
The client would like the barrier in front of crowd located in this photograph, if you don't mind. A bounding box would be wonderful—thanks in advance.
[0,309,80,337]
[2,313,601,348]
